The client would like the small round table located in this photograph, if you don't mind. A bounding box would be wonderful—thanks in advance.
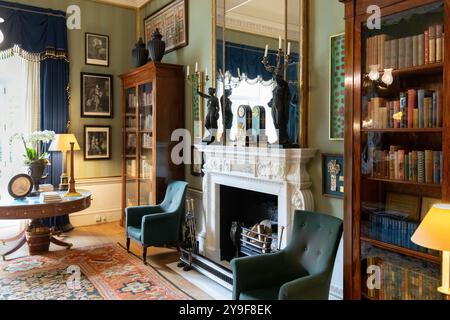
[0,190,91,260]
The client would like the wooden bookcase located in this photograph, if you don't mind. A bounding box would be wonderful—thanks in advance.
[341,0,450,300]
[120,62,185,225]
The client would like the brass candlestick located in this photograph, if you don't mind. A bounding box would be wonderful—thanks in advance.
[261,48,291,79]
[65,142,81,197]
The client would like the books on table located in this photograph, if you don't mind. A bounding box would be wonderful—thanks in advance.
[40,192,63,203]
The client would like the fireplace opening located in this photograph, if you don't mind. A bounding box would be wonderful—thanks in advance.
[220,185,278,262]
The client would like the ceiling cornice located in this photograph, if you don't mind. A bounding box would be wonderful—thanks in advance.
[93,0,151,9]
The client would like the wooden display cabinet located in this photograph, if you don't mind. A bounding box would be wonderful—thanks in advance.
[120,62,185,225]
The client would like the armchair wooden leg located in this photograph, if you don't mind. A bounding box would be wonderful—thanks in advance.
[126,238,130,252]
[143,246,148,265]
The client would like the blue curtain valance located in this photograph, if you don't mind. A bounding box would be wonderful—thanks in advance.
[217,40,299,82]
[0,0,68,60]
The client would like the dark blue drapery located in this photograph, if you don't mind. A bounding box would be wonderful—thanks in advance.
[216,41,300,144]
[0,0,67,55]
[0,1,71,231]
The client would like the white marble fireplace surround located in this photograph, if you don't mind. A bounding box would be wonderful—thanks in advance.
[195,145,317,265]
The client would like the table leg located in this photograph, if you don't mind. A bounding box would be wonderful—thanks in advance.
[50,236,73,250]
[1,236,27,261]
[0,228,26,245]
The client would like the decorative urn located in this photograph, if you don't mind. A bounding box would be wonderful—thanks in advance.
[132,37,149,67]
[147,28,166,62]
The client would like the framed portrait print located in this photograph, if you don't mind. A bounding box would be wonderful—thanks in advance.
[144,0,188,54]
[84,125,111,160]
[81,73,113,118]
[85,33,109,66]
[329,33,345,140]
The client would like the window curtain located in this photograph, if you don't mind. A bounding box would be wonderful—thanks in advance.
[0,1,71,231]
[216,40,300,144]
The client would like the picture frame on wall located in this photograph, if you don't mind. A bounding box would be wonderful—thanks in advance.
[191,145,204,177]
[322,154,344,199]
[85,33,109,67]
[84,125,111,161]
[329,33,345,141]
[144,0,188,54]
[81,72,113,118]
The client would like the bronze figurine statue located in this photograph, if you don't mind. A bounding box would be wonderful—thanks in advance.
[268,74,291,147]
[198,87,220,144]
[221,88,234,143]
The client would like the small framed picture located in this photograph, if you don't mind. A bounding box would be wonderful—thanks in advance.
[81,72,113,118]
[85,33,109,66]
[322,154,344,199]
[191,145,204,177]
[84,126,111,160]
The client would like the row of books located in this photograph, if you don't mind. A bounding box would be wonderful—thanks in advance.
[140,114,153,131]
[141,92,153,106]
[369,146,443,185]
[127,94,137,109]
[365,89,442,129]
[366,256,441,300]
[366,24,444,72]
[366,213,438,256]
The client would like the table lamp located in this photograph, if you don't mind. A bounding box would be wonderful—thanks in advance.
[411,204,450,296]
[48,134,80,194]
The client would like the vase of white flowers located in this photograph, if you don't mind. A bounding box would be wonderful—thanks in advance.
[10,130,56,194]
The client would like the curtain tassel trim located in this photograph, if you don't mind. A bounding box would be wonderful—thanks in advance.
[0,45,68,62]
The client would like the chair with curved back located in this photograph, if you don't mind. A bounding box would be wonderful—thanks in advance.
[231,210,343,300]
[125,180,188,264]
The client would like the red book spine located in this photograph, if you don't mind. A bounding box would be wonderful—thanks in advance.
[407,89,416,129]
[424,30,430,64]
[394,100,400,128]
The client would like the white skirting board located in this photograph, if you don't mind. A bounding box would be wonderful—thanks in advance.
[70,177,122,227]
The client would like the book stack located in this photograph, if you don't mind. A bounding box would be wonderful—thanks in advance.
[365,24,444,73]
[128,93,137,109]
[38,184,54,193]
[40,192,62,203]
[366,88,442,129]
[369,146,443,185]
[366,256,441,300]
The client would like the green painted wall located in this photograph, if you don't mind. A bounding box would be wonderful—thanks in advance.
[140,0,212,191]
[9,0,136,179]
[308,0,344,219]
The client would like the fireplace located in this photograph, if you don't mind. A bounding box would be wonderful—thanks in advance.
[220,186,278,261]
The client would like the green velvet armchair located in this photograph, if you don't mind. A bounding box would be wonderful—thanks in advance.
[231,210,343,300]
[125,180,188,264]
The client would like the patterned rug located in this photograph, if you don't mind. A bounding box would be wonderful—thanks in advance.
[0,244,192,300]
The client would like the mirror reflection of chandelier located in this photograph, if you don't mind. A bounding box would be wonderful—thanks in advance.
[0,17,4,44]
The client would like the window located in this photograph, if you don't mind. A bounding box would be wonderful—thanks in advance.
[0,53,39,196]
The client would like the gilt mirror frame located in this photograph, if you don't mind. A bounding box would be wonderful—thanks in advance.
[211,0,310,148]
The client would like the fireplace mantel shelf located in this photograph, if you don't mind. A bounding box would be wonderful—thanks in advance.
[195,144,318,263]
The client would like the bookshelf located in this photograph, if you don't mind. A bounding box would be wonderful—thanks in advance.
[120,62,185,225]
[342,0,449,300]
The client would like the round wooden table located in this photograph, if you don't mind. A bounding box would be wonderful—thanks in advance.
[0,190,91,260]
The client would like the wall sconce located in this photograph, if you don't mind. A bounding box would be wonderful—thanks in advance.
[381,68,394,86]
[368,65,380,81]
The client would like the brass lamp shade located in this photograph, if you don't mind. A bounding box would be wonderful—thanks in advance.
[411,204,450,252]
[49,134,80,152]
[411,204,450,296]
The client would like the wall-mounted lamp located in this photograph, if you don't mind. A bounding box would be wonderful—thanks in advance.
[368,65,380,81]
[381,68,394,86]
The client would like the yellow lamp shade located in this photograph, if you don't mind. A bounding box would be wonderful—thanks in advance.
[48,134,80,152]
[411,204,450,252]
